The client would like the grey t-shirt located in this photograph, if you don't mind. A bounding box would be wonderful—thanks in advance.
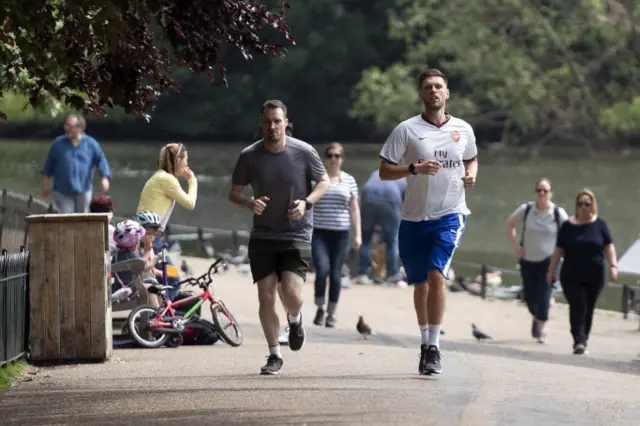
[513,201,569,262]
[231,137,326,243]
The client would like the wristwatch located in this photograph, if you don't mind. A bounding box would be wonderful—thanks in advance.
[304,199,313,210]
[408,163,417,175]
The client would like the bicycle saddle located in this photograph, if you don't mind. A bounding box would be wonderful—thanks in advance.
[148,285,173,294]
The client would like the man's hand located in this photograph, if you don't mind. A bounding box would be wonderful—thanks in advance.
[462,170,476,188]
[287,199,307,220]
[250,196,269,215]
[100,177,110,192]
[414,160,441,176]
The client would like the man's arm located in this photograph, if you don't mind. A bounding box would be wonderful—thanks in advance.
[379,159,411,181]
[93,141,112,179]
[228,184,253,209]
[306,173,329,204]
[378,123,409,181]
[41,143,57,196]
[463,157,478,178]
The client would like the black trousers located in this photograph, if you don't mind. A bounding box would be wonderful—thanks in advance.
[560,275,605,346]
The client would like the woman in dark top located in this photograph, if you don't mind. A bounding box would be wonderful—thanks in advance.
[547,188,618,355]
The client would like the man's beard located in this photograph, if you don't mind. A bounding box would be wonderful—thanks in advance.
[265,132,281,143]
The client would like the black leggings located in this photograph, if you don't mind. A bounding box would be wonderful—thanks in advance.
[560,277,605,345]
[520,258,552,322]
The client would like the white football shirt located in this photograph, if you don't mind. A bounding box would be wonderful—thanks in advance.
[379,114,478,222]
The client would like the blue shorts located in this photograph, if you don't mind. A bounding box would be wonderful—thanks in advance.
[398,214,466,284]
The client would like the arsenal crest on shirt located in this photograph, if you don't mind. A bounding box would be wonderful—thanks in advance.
[451,131,461,143]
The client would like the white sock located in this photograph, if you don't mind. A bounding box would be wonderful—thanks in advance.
[269,344,282,358]
[288,312,301,324]
[428,324,441,348]
[420,324,429,345]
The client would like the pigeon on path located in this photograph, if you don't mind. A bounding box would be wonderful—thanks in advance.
[471,323,492,341]
[356,316,376,340]
[180,260,194,277]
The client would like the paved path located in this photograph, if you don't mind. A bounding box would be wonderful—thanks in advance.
[1,255,639,425]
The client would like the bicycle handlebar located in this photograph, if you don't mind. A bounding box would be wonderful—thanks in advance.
[178,258,227,289]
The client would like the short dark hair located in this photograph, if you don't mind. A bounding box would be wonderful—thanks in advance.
[260,99,288,118]
[89,195,114,213]
[285,122,294,136]
[418,69,448,90]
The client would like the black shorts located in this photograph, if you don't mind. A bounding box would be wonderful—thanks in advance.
[248,238,311,283]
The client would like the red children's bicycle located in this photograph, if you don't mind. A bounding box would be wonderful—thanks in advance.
[126,258,243,348]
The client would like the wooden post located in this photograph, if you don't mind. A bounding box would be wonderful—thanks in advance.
[26,213,112,363]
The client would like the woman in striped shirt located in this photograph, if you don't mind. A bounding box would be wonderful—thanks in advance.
[312,143,362,328]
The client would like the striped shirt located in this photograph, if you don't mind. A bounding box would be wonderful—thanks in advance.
[313,171,358,231]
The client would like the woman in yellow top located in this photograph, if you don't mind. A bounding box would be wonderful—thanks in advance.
[137,142,198,300]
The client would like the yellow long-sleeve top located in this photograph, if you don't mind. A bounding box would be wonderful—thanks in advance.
[137,170,198,223]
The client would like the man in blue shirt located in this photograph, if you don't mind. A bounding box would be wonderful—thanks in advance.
[41,114,112,213]
[356,170,406,285]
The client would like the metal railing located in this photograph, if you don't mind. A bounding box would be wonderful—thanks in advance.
[0,249,29,366]
[455,260,640,322]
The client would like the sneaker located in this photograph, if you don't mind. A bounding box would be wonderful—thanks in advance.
[325,315,336,328]
[537,332,547,344]
[356,275,372,285]
[260,355,284,375]
[419,344,442,375]
[531,319,540,339]
[313,308,324,326]
[395,280,408,288]
[288,316,306,351]
[278,326,290,345]
[573,342,587,355]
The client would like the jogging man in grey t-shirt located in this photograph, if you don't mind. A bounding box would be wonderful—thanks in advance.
[229,100,330,375]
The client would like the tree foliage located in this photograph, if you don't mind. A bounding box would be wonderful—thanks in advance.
[0,0,294,120]
[351,0,640,149]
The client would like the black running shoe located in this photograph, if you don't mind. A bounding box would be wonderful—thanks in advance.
[288,316,306,351]
[313,308,324,326]
[419,344,442,375]
[260,355,283,375]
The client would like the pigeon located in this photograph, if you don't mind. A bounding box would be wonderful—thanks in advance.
[356,316,376,339]
[471,323,492,341]
[180,260,194,277]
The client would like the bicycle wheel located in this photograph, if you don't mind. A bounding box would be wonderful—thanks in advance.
[127,304,170,348]
[211,303,243,347]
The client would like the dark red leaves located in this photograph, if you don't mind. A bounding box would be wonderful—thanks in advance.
[0,1,295,119]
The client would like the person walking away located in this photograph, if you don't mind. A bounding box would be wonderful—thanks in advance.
[41,114,111,213]
[505,178,568,343]
[137,143,197,300]
[311,143,361,328]
[378,69,478,375]
[357,170,406,286]
[229,100,329,375]
[547,188,618,355]
[89,195,118,257]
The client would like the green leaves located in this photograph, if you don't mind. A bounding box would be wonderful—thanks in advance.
[352,0,640,147]
[0,1,295,120]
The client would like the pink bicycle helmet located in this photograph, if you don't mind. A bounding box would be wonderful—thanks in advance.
[113,220,146,249]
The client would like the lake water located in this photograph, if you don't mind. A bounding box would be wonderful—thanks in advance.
[2,139,639,312]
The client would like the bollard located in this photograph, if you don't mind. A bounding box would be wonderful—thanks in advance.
[622,285,629,319]
[480,264,487,300]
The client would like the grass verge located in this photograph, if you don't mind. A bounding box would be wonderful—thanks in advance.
[0,360,27,390]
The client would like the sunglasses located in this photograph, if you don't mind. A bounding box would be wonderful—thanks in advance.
[535,188,549,193]
[325,153,342,159]
[577,201,592,207]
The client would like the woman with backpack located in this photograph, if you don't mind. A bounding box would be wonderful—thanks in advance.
[505,178,569,343]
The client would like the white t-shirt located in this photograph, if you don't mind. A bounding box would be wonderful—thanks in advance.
[379,115,478,221]
[312,171,358,231]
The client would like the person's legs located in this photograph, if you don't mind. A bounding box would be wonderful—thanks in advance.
[560,278,588,351]
[420,214,466,375]
[326,230,351,327]
[583,279,605,344]
[248,238,284,374]
[278,241,311,351]
[358,202,376,281]
[380,203,401,280]
[533,257,552,342]
[75,190,92,213]
[52,191,76,214]
[519,259,538,319]
[311,230,331,325]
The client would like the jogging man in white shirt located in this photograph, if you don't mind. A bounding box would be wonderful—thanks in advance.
[379,69,478,375]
